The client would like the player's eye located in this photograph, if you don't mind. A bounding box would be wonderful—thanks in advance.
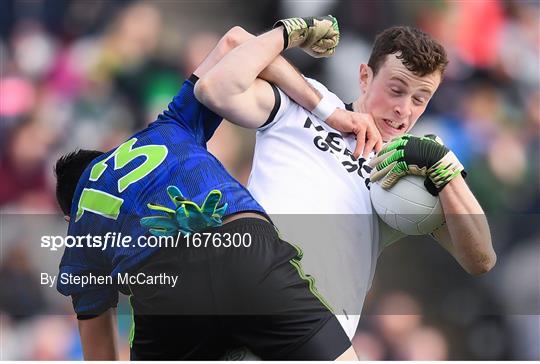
[413,97,426,106]
[390,88,403,95]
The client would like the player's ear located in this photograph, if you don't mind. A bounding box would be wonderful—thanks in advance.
[359,64,372,94]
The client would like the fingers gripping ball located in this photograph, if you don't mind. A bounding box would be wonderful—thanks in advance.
[274,15,340,57]
[140,186,228,236]
[370,135,447,236]
[369,134,464,196]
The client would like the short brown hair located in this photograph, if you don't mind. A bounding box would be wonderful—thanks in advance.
[368,26,448,77]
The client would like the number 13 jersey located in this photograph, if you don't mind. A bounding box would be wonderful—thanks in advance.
[58,75,265,315]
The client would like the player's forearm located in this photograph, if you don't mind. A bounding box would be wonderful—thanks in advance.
[438,176,496,275]
[223,27,322,112]
[78,308,119,360]
[195,28,285,103]
[258,57,322,112]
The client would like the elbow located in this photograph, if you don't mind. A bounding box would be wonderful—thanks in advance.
[222,26,250,49]
[194,77,225,110]
[194,26,251,110]
[193,77,214,105]
[193,77,227,114]
[466,250,497,276]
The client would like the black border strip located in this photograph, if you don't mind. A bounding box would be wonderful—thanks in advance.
[261,83,281,128]
[188,74,199,84]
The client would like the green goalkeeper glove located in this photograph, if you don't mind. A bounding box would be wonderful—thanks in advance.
[273,15,339,57]
[140,186,228,236]
[369,134,465,195]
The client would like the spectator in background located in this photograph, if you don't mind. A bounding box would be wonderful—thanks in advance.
[354,291,448,360]
[0,119,58,210]
[0,245,47,320]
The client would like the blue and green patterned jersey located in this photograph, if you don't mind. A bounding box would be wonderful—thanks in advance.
[57,75,265,315]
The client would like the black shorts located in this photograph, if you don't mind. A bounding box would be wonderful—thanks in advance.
[128,218,350,360]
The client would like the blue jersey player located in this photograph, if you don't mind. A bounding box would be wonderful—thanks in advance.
[54,17,355,360]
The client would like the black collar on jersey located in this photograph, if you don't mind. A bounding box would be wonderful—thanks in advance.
[345,103,353,112]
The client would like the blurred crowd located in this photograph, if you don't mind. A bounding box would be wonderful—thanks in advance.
[0,0,538,360]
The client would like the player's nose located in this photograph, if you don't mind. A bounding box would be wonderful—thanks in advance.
[393,99,412,120]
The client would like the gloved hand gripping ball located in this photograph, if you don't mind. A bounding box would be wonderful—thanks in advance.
[369,134,465,195]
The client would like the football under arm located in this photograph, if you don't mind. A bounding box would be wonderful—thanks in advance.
[78,308,119,360]
[431,175,496,276]
[194,26,322,129]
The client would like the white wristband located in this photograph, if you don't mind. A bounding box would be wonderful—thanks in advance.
[311,97,336,121]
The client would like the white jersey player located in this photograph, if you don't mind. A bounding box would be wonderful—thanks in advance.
[194,16,495,359]
[248,78,387,338]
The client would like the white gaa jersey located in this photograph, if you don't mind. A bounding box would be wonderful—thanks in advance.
[247,78,380,340]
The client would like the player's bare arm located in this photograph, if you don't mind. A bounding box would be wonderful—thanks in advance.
[78,308,119,360]
[194,26,320,118]
[370,135,496,275]
[194,23,319,127]
[432,176,496,275]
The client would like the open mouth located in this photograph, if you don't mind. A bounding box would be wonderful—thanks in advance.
[382,118,405,131]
